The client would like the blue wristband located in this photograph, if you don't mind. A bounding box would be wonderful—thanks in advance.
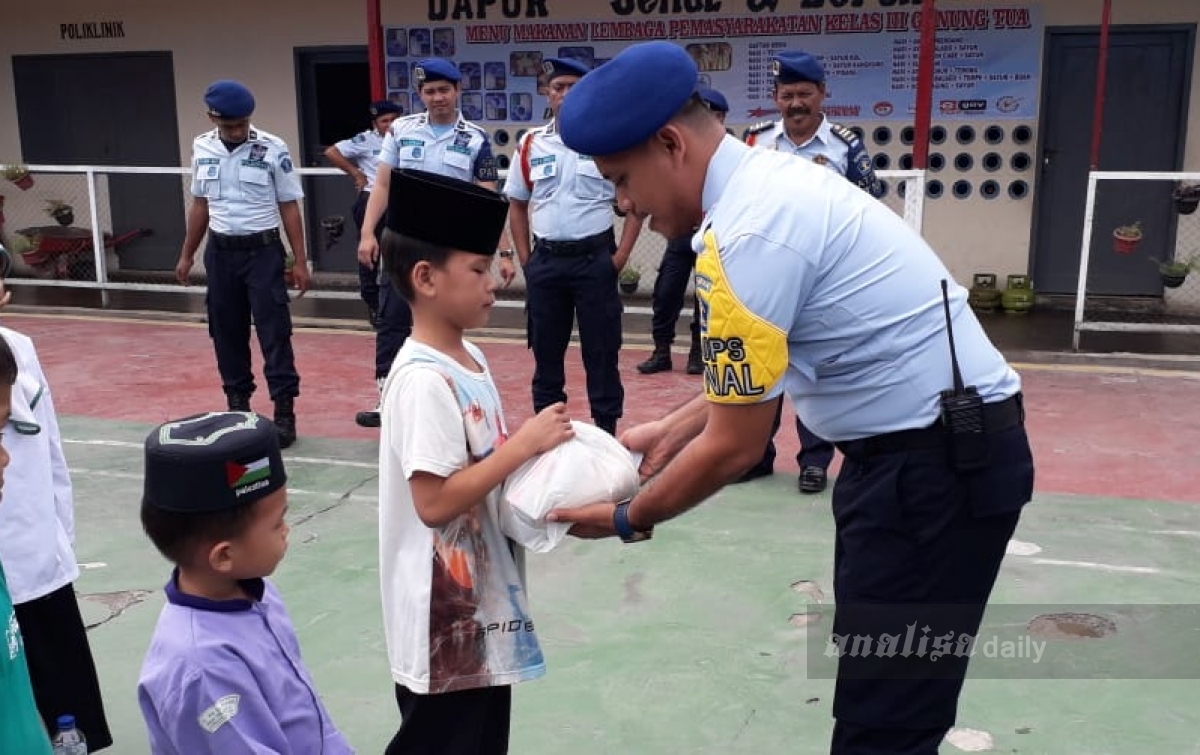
[613,499,652,544]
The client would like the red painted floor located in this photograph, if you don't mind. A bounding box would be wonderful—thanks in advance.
[8,313,1200,504]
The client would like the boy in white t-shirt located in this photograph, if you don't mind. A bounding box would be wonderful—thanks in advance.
[376,167,574,754]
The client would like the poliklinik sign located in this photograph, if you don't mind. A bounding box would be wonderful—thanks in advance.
[60,21,126,40]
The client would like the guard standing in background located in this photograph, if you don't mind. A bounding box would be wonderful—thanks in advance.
[355,58,514,428]
[637,87,728,377]
[325,99,403,328]
[741,50,885,493]
[505,57,645,436]
[175,79,309,449]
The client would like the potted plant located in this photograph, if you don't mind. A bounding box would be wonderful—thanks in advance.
[1112,221,1142,254]
[618,265,641,294]
[1174,183,1200,215]
[1151,255,1196,289]
[44,199,75,227]
[3,164,34,191]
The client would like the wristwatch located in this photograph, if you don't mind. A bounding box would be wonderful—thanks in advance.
[498,249,515,259]
[613,498,653,544]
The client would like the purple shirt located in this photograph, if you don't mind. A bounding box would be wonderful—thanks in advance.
[138,573,353,754]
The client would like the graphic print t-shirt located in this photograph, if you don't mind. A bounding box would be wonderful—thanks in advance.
[378,339,545,694]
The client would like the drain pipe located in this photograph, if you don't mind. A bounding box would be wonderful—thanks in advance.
[367,0,385,100]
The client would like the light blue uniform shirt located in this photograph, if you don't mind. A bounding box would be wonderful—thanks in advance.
[378,112,496,184]
[748,115,884,198]
[693,136,1020,441]
[190,127,303,235]
[332,128,385,192]
[503,120,616,241]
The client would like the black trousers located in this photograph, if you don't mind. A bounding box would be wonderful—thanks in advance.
[351,190,380,312]
[650,235,699,346]
[375,279,414,379]
[16,583,113,751]
[386,683,511,755]
[204,236,299,401]
[524,237,623,424]
[827,423,1033,753]
[757,400,836,471]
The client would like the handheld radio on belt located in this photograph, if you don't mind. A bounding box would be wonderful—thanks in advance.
[939,279,989,471]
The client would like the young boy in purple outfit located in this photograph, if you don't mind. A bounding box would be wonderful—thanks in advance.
[136,411,353,754]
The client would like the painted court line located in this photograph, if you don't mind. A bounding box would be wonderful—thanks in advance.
[1026,558,1160,574]
[62,438,376,469]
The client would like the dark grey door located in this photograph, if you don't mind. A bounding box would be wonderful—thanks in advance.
[12,52,184,271]
[295,47,370,273]
[1032,27,1193,295]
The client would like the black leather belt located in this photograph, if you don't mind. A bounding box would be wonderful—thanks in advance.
[835,393,1024,458]
[534,228,614,257]
[210,228,280,251]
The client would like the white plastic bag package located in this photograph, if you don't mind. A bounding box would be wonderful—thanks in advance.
[499,421,640,553]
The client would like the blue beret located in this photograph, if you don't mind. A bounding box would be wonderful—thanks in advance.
[386,169,509,256]
[559,41,697,157]
[697,87,728,113]
[542,57,590,81]
[414,58,461,85]
[370,99,402,118]
[204,80,256,119]
[772,51,825,85]
[143,412,287,513]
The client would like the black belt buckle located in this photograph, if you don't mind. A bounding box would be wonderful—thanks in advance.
[213,228,279,251]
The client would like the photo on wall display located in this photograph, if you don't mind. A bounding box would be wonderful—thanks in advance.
[686,42,733,72]
[509,93,533,122]
[510,51,544,77]
[461,93,484,122]
[409,28,431,57]
[386,28,408,57]
[485,93,507,121]
[387,62,409,92]
[484,62,507,90]
[557,46,595,68]
[459,62,482,91]
[387,91,412,115]
[433,27,455,57]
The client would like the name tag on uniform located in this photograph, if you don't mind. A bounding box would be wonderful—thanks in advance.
[444,149,471,171]
[530,155,557,181]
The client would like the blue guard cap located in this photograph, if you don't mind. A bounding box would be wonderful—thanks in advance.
[697,87,729,113]
[559,41,698,157]
[143,412,287,513]
[370,99,403,118]
[542,57,590,81]
[204,80,256,119]
[414,58,462,85]
[772,51,825,85]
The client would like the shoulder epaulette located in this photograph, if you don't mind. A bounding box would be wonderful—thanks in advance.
[746,120,776,136]
[829,122,860,145]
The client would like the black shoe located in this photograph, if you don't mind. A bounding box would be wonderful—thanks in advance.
[355,409,381,428]
[732,463,773,484]
[637,346,672,374]
[798,466,827,494]
[226,392,251,412]
[686,345,703,375]
[368,307,381,330]
[274,397,297,449]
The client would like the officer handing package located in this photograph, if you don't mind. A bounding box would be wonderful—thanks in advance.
[175,80,308,448]
[549,42,1035,754]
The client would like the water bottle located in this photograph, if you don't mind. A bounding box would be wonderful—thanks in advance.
[50,714,88,755]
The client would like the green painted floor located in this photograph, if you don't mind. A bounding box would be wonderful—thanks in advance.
[61,414,1200,754]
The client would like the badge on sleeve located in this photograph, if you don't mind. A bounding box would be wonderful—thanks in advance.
[856,153,872,176]
[198,694,241,734]
[280,153,294,173]
[200,164,220,180]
